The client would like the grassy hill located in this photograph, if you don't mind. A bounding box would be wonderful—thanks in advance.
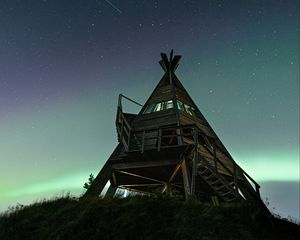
[0,195,299,240]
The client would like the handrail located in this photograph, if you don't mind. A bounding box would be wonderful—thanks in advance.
[118,94,143,108]
[133,124,260,195]
[116,94,143,151]
[237,165,261,190]
[200,156,237,196]
[116,106,132,151]
[201,144,234,177]
[115,105,260,198]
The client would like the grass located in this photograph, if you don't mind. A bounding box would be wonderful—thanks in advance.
[0,195,299,240]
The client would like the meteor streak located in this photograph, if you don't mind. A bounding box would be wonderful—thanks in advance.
[104,0,122,14]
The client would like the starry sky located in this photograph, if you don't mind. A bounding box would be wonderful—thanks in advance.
[0,0,299,219]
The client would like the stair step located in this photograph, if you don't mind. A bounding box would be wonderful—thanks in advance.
[204,174,216,180]
[216,185,227,191]
[199,169,209,175]
[218,188,233,195]
[211,180,222,185]
[197,157,238,202]
[221,191,233,197]
[211,180,223,188]
[207,179,219,185]
[212,184,223,189]
[198,165,206,170]
[224,197,236,202]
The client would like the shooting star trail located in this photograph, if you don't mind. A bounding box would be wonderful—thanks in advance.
[104,0,122,14]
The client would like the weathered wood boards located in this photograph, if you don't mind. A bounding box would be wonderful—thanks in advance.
[84,51,268,212]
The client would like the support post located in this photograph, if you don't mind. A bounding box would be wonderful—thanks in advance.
[105,184,117,198]
[176,128,183,146]
[141,130,145,153]
[233,162,238,197]
[181,158,191,198]
[255,184,261,198]
[83,161,113,197]
[161,183,172,196]
[191,128,198,195]
[213,144,218,173]
[157,128,162,151]
[211,195,219,206]
[120,117,124,141]
[127,129,131,151]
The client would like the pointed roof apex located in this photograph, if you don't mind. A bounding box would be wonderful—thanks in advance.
[159,50,181,85]
[159,50,181,74]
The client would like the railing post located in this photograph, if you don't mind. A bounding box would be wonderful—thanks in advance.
[141,130,145,153]
[120,116,124,142]
[180,126,184,145]
[127,128,131,151]
[191,128,198,196]
[255,184,261,198]
[233,162,238,197]
[157,128,162,151]
[181,157,192,198]
[213,144,218,174]
[118,94,122,110]
[176,126,183,145]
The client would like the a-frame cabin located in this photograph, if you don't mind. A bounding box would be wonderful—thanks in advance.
[84,51,267,211]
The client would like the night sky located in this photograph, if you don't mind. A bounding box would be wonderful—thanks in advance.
[0,1,299,219]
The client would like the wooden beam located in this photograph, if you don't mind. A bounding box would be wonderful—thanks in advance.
[181,158,191,198]
[157,128,162,151]
[191,128,199,195]
[211,195,219,206]
[112,171,117,186]
[112,158,181,170]
[213,144,218,173]
[118,186,150,195]
[84,161,112,197]
[115,170,165,184]
[233,162,238,197]
[105,184,117,198]
[168,163,181,183]
[119,183,164,187]
[83,143,123,198]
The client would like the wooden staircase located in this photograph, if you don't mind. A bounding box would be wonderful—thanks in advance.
[197,157,239,202]
[116,100,265,208]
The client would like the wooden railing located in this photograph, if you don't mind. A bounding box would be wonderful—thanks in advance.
[125,124,260,200]
[115,96,260,201]
[116,94,142,152]
[116,106,131,151]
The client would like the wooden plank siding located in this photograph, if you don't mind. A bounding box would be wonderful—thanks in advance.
[147,85,174,104]
[175,87,195,106]
[132,109,178,131]
[179,112,214,138]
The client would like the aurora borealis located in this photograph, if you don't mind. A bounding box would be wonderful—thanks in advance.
[0,1,299,219]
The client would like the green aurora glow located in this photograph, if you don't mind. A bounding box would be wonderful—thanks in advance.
[0,0,298,219]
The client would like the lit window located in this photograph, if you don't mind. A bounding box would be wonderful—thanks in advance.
[184,104,193,115]
[154,102,162,112]
[143,100,174,114]
[165,100,173,109]
[177,100,195,116]
[177,100,185,111]
[143,103,155,114]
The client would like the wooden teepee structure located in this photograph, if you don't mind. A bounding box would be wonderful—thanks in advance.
[84,51,267,210]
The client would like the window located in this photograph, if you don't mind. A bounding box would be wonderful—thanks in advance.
[143,103,155,114]
[177,100,185,111]
[165,100,173,109]
[184,104,193,115]
[177,100,195,116]
[143,100,174,114]
[143,99,195,115]
[154,102,162,112]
